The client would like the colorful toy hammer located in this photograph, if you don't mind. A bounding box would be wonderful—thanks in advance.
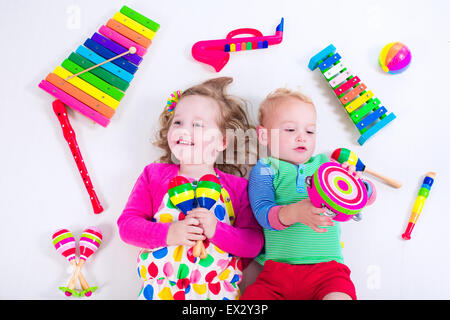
[331,148,402,189]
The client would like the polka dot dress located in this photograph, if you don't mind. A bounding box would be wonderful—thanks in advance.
[136,180,242,300]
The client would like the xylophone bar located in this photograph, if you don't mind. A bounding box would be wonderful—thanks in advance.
[91,32,143,65]
[106,19,152,49]
[67,52,130,92]
[54,66,120,110]
[61,59,124,102]
[84,38,138,74]
[98,26,147,57]
[120,5,160,33]
[113,12,156,40]
[45,73,115,119]
[308,44,396,145]
[39,80,110,127]
[75,45,134,83]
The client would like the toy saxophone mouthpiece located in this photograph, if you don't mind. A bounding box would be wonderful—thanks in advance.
[191,18,284,72]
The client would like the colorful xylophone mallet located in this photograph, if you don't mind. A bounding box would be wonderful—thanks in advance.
[193,174,222,258]
[402,172,436,240]
[39,6,159,213]
[308,44,396,145]
[331,147,402,189]
[52,229,96,297]
[66,227,103,295]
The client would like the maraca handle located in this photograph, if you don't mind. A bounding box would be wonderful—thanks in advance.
[365,167,402,189]
[67,260,85,290]
[70,260,89,291]
[193,240,207,259]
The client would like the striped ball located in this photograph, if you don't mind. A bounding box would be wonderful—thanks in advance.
[379,42,411,74]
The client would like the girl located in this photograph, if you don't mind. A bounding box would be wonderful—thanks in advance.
[117,77,264,300]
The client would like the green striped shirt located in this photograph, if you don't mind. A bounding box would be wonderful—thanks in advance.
[253,154,344,265]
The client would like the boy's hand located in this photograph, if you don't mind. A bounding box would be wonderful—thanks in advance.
[341,161,362,180]
[188,208,218,239]
[278,199,334,233]
[166,216,205,247]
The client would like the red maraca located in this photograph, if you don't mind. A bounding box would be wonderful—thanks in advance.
[66,227,102,295]
[193,174,221,258]
[52,229,91,297]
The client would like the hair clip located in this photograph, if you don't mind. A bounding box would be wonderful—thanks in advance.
[166,90,183,114]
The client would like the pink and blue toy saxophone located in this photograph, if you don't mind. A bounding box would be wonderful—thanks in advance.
[191,18,284,72]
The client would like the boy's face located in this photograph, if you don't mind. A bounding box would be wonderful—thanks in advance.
[258,97,317,165]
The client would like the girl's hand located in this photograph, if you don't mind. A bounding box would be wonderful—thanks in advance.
[279,199,334,233]
[188,208,218,239]
[166,216,205,247]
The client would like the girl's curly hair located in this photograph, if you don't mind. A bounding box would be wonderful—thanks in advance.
[153,77,256,177]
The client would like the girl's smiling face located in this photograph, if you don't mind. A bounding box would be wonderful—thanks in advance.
[167,95,226,165]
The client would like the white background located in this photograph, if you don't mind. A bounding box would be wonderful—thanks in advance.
[1,0,449,299]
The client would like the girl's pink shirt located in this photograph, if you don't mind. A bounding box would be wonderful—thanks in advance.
[117,163,264,258]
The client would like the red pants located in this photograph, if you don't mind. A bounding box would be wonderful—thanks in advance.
[240,260,357,300]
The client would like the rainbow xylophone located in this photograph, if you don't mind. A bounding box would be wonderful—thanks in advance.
[308,44,396,145]
[39,5,159,127]
[38,6,159,213]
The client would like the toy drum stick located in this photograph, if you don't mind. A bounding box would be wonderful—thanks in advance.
[363,168,402,189]
[402,172,436,240]
[65,47,137,80]
[331,147,402,188]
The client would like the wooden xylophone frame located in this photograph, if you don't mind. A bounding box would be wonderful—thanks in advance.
[308,44,396,145]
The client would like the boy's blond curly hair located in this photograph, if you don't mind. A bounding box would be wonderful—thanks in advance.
[258,87,314,126]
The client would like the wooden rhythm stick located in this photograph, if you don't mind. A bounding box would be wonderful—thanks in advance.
[65,47,136,80]
[52,100,103,213]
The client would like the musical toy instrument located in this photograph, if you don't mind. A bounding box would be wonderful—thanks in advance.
[192,18,284,72]
[193,174,221,259]
[308,44,396,145]
[52,100,103,213]
[168,176,195,215]
[66,227,103,295]
[306,162,368,222]
[52,228,97,297]
[331,147,402,188]
[39,6,159,213]
[402,172,436,240]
